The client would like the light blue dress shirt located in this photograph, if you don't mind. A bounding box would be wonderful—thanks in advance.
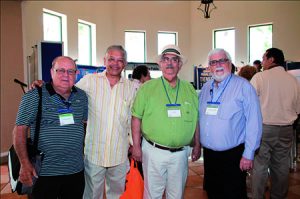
[199,74,262,160]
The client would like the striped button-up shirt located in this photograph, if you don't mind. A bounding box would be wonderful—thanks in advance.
[76,71,139,167]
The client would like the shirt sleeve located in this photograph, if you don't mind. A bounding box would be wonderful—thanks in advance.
[75,74,90,91]
[242,82,263,160]
[131,85,146,119]
[250,73,260,96]
[16,89,39,126]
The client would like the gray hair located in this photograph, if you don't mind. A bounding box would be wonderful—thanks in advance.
[207,48,232,63]
[105,45,127,61]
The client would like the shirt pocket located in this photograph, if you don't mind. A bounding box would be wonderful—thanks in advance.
[182,102,194,122]
[118,99,132,125]
[41,103,59,125]
[217,101,242,120]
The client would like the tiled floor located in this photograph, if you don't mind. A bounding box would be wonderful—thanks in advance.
[1,160,300,199]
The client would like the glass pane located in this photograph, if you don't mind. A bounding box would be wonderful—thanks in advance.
[249,25,272,64]
[78,23,92,65]
[125,32,145,62]
[158,32,176,54]
[43,12,62,42]
[214,29,235,64]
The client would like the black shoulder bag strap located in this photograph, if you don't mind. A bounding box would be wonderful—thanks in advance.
[32,87,42,155]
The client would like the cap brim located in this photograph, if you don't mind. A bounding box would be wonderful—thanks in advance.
[155,52,187,65]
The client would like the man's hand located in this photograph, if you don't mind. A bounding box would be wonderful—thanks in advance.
[191,144,201,162]
[239,157,253,171]
[132,145,142,162]
[30,80,44,90]
[19,161,38,186]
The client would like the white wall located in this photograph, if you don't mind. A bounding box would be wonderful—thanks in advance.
[21,1,300,82]
[190,1,300,70]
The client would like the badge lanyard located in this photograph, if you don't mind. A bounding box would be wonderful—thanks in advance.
[161,77,182,117]
[205,74,232,116]
[161,77,180,106]
[55,94,75,125]
[209,74,232,103]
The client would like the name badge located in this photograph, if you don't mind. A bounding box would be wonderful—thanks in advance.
[58,108,74,126]
[166,104,181,118]
[205,102,220,115]
[59,113,75,125]
[167,109,181,117]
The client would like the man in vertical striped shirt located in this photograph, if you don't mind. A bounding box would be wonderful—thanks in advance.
[77,45,139,199]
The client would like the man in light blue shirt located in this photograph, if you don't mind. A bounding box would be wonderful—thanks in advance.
[199,48,262,199]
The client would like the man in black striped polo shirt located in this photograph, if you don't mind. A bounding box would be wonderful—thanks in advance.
[13,56,88,199]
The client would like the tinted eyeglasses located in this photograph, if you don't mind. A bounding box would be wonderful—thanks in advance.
[54,68,77,75]
[209,58,229,66]
[161,56,180,64]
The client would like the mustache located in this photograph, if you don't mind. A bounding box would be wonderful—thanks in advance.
[166,65,174,69]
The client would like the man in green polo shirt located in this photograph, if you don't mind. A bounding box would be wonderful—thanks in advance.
[131,44,201,199]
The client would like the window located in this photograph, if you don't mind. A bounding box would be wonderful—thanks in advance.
[157,32,177,54]
[249,24,272,64]
[78,20,96,65]
[214,29,235,64]
[43,9,67,55]
[125,31,146,62]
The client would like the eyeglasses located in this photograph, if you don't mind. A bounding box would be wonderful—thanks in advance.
[161,56,180,64]
[209,58,229,66]
[54,68,77,75]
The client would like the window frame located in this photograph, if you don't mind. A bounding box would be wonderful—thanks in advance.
[248,23,273,64]
[43,8,68,55]
[213,28,236,64]
[78,19,96,65]
[125,30,146,63]
[157,31,178,54]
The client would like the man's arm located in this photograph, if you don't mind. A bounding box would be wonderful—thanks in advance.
[131,116,142,162]
[13,125,37,186]
[191,123,201,162]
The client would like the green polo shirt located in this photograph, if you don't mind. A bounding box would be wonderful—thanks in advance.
[132,77,198,147]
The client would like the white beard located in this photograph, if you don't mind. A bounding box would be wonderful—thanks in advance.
[212,73,229,82]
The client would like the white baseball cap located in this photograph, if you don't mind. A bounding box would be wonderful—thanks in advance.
[156,44,187,65]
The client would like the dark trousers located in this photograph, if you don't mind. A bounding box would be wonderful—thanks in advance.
[203,144,247,199]
[31,170,85,199]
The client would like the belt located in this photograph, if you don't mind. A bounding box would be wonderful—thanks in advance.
[265,124,292,127]
[146,139,183,153]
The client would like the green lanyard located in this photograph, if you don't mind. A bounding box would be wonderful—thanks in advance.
[161,77,180,105]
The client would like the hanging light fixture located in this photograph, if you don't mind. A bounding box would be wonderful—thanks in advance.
[197,0,217,19]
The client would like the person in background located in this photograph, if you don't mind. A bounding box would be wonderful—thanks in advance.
[199,48,262,199]
[131,64,151,92]
[250,48,300,199]
[231,63,237,74]
[132,64,151,84]
[238,65,257,81]
[253,60,262,72]
[14,56,88,199]
[131,44,201,199]
[77,45,139,199]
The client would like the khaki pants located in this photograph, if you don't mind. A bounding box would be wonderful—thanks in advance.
[83,158,127,199]
[142,139,190,199]
[252,124,293,199]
